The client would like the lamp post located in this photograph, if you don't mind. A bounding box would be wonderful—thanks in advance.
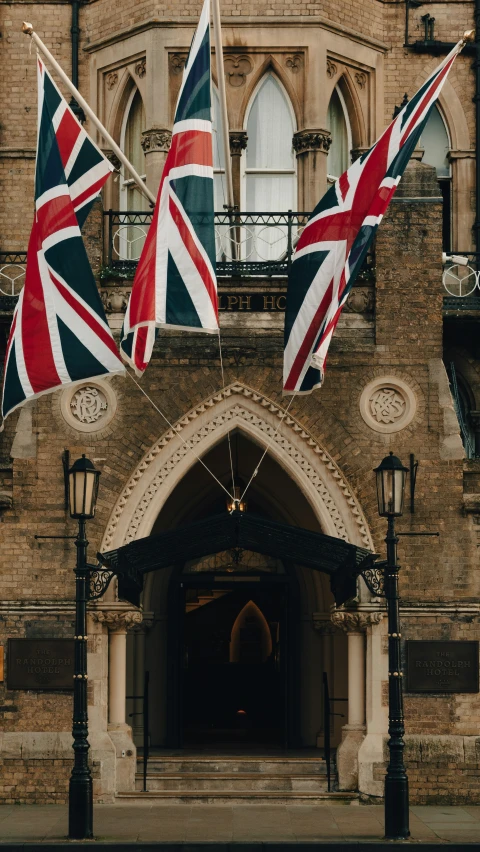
[68,454,100,840]
[373,451,409,840]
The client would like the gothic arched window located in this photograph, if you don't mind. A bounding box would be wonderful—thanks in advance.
[244,74,296,212]
[421,104,451,250]
[120,87,147,212]
[326,86,351,183]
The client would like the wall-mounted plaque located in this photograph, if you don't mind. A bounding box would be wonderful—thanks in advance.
[7,639,74,690]
[407,640,479,693]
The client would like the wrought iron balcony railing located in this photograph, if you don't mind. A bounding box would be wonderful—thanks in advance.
[0,252,27,310]
[103,209,311,279]
[443,252,480,310]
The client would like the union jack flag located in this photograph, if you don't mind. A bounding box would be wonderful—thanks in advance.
[283,40,465,394]
[121,0,218,375]
[1,58,124,423]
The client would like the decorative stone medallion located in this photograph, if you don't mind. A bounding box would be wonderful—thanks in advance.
[359,376,417,434]
[60,380,117,433]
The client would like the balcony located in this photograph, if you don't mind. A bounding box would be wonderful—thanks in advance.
[442,253,480,315]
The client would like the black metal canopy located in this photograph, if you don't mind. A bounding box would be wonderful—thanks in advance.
[99,511,375,607]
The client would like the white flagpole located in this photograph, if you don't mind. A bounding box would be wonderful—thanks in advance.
[211,0,234,210]
[22,22,156,206]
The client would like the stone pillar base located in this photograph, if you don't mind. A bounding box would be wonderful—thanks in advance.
[336,724,366,791]
[107,723,137,794]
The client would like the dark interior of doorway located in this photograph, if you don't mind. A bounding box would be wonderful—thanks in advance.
[182,584,286,748]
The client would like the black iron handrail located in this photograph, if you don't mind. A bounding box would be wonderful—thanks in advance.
[127,670,150,792]
[322,671,347,792]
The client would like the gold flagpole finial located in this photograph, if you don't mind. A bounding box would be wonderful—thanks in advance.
[462,29,475,44]
[22,22,34,34]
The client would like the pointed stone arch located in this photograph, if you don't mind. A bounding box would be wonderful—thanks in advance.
[101,383,373,554]
[336,70,367,151]
[239,55,301,131]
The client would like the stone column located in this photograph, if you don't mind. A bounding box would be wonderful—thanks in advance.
[292,130,331,212]
[331,610,383,791]
[229,130,248,209]
[91,606,143,793]
[141,128,172,197]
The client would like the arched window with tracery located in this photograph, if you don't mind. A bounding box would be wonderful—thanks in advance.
[326,86,351,184]
[120,87,146,212]
[243,74,296,211]
[242,74,296,261]
[421,104,451,250]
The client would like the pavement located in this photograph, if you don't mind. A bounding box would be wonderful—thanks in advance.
[0,803,479,846]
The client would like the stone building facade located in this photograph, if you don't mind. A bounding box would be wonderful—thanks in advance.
[1,0,480,807]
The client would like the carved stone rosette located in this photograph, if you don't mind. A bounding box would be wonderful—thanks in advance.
[292,130,332,156]
[229,130,248,156]
[331,610,384,633]
[141,129,172,154]
[90,610,143,631]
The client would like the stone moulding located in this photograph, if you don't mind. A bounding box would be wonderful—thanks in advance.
[100,383,373,553]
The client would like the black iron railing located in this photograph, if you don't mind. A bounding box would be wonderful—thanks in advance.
[103,209,310,279]
[127,670,150,792]
[322,672,347,792]
[443,252,480,309]
[0,252,27,310]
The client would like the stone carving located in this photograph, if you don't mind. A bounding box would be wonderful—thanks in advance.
[359,376,417,434]
[331,610,384,632]
[344,288,374,314]
[369,388,406,425]
[292,130,332,156]
[71,386,108,424]
[169,54,187,75]
[102,290,129,313]
[229,130,248,156]
[224,55,252,87]
[106,72,118,90]
[61,380,117,433]
[101,383,373,552]
[90,609,143,629]
[141,129,172,153]
[285,54,302,73]
[355,72,367,89]
[104,150,121,171]
[135,58,146,78]
[327,59,337,79]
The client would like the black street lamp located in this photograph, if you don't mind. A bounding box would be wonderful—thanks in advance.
[68,454,100,840]
[374,451,410,841]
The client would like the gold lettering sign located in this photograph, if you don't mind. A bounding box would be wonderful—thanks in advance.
[218,292,286,312]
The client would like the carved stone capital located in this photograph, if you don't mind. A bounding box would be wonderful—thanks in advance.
[141,128,172,154]
[90,609,143,631]
[293,129,332,156]
[351,146,369,163]
[331,610,384,633]
[103,149,121,171]
[229,130,248,156]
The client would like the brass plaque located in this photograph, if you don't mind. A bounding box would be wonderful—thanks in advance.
[407,640,479,693]
[7,639,74,690]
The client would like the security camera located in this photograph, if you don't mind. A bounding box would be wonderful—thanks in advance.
[442,252,469,267]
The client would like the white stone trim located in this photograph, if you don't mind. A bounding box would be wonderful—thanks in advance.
[100,383,373,552]
[359,375,417,434]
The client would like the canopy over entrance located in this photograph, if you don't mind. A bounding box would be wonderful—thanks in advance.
[99,510,374,607]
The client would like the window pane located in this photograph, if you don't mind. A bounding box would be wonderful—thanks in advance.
[246,174,295,260]
[246,76,295,169]
[125,90,146,179]
[327,88,349,180]
[421,104,450,177]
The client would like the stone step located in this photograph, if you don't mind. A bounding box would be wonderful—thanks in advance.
[117,791,357,805]
[134,773,330,792]
[137,758,329,776]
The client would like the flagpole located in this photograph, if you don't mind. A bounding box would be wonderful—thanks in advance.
[211,0,234,210]
[22,22,156,206]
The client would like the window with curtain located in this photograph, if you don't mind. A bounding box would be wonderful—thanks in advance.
[421,104,451,250]
[326,87,350,183]
[119,88,147,261]
[243,75,296,262]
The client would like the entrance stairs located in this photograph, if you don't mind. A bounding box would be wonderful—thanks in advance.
[117,753,358,804]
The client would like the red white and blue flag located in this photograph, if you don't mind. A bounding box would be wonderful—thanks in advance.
[121,0,218,375]
[283,40,466,394]
[1,58,123,423]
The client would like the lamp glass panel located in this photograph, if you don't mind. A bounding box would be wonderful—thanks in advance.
[394,468,406,515]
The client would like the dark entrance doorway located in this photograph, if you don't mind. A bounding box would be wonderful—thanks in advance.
[183,583,286,747]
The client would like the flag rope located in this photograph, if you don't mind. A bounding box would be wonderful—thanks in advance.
[126,369,235,501]
[238,392,297,506]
